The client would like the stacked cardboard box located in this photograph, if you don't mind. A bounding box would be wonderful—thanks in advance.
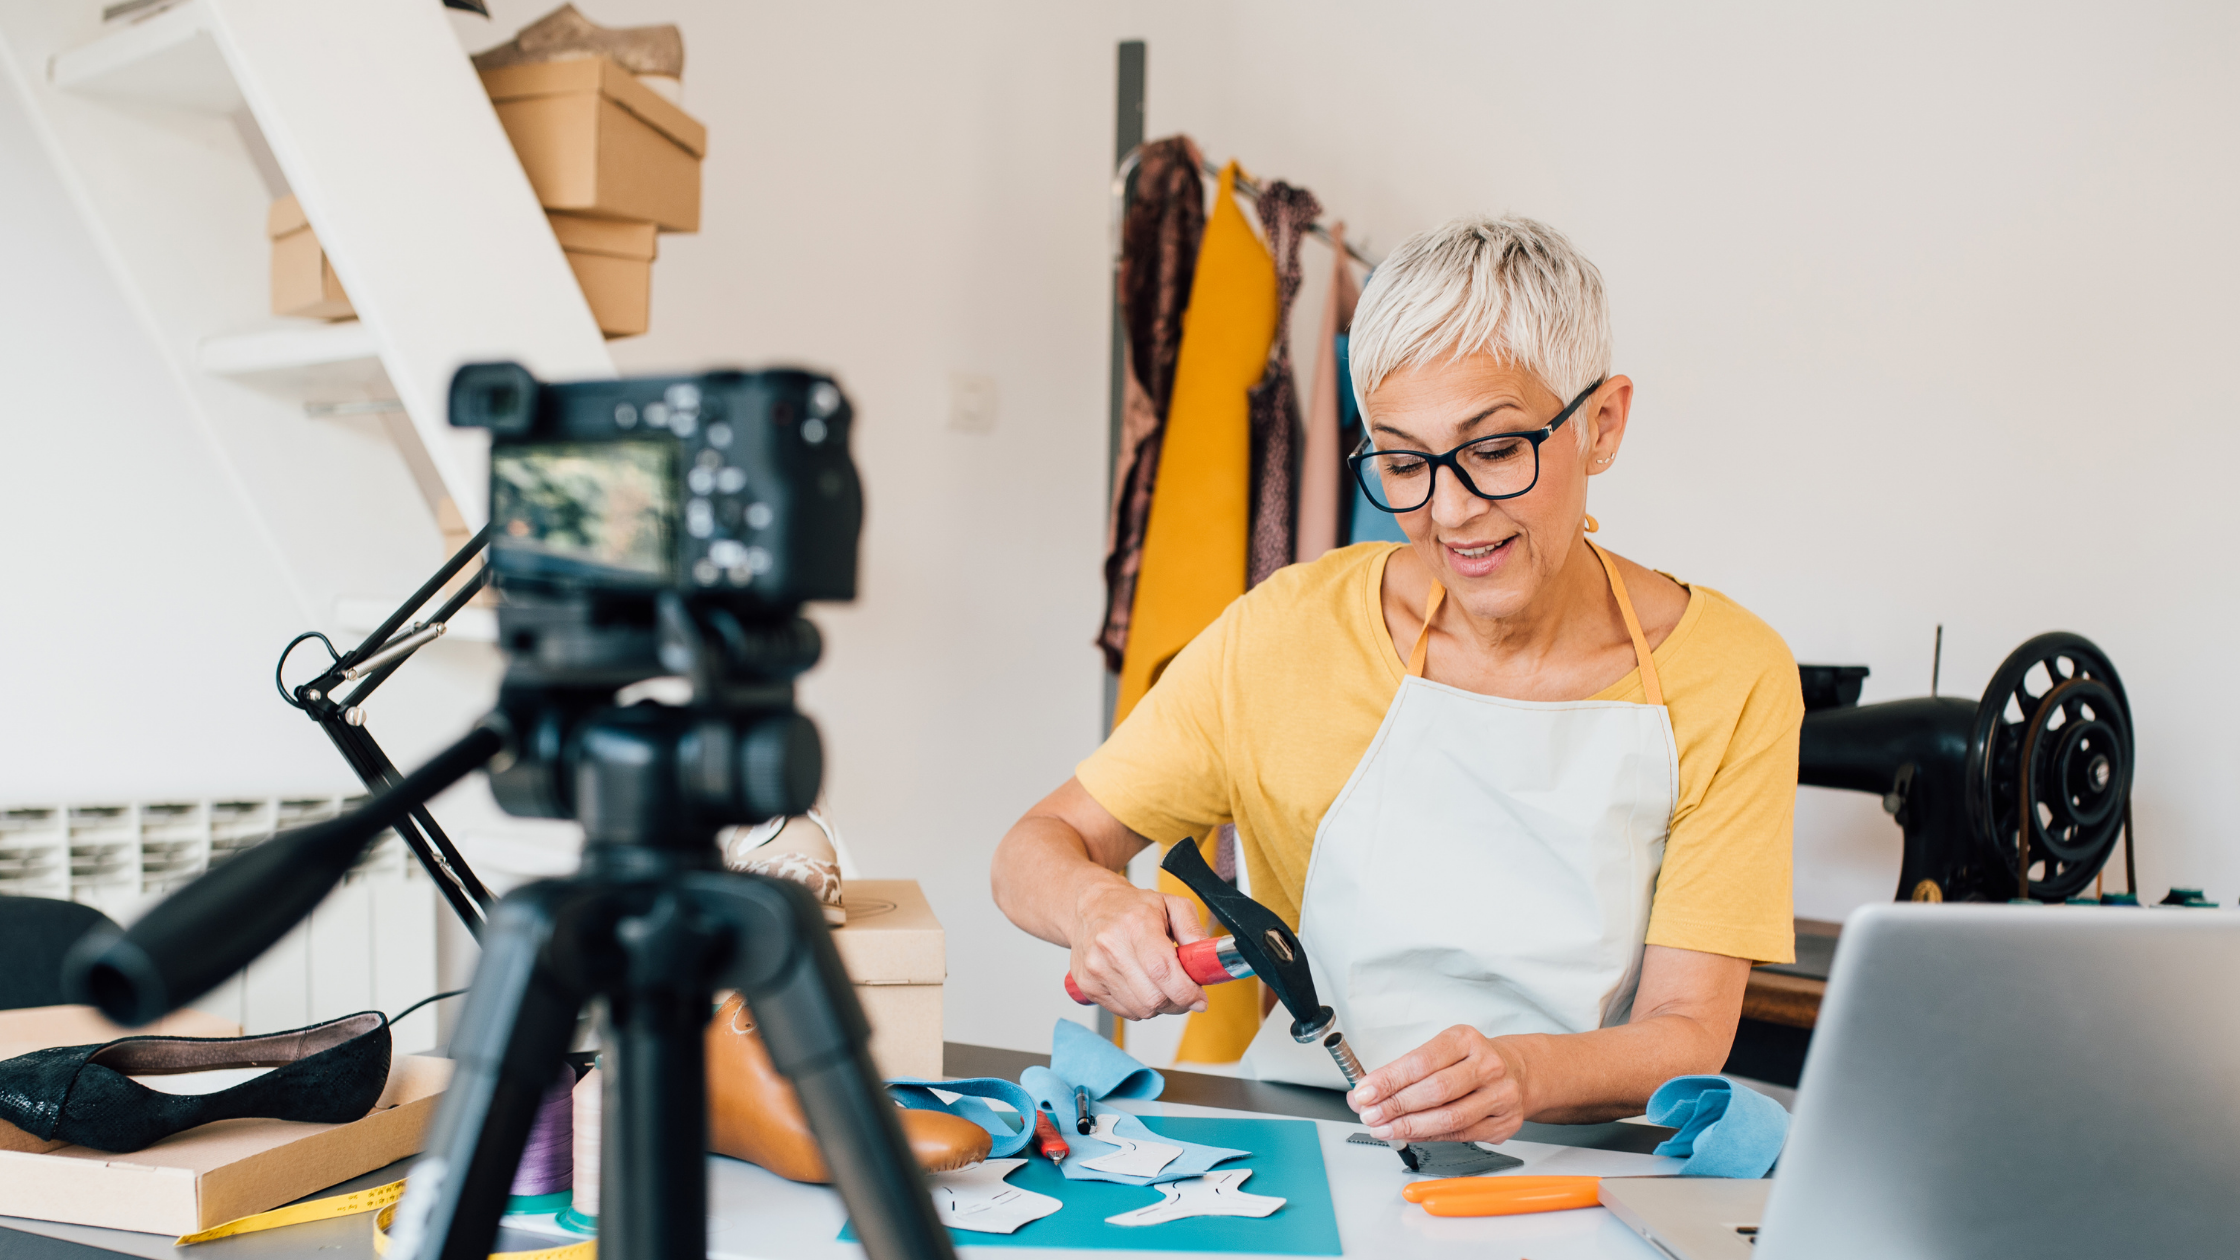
[483,57,705,339]
[266,57,704,338]
[830,880,946,1080]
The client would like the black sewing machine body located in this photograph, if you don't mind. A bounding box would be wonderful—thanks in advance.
[1796,634,2133,905]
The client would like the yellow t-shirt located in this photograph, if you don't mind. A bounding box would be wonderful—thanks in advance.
[1077,542,1801,964]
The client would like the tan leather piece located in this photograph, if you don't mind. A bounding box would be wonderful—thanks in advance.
[705,993,989,1183]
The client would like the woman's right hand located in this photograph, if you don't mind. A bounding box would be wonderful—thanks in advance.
[1067,881,1211,1021]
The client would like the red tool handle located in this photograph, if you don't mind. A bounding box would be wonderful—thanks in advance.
[1032,1107,1071,1163]
[1064,935,1248,1005]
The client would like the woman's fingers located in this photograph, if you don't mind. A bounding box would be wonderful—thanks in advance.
[1072,885,1208,1019]
[1163,893,1210,946]
[1358,1058,1483,1127]
[1380,1084,1523,1145]
[1349,1025,1475,1110]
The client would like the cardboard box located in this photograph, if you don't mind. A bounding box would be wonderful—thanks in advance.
[483,58,706,232]
[831,880,944,1080]
[0,1005,451,1234]
[550,211,657,339]
[267,194,355,320]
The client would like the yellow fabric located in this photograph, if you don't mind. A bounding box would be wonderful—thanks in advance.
[1109,161,1276,1057]
[1080,542,1803,967]
[1114,161,1277,725]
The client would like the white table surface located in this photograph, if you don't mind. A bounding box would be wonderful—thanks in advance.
[0,1097,1680,1260]
[703,1095,1681,1260]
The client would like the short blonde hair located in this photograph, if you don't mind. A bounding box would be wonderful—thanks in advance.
[1349,215,1610,449]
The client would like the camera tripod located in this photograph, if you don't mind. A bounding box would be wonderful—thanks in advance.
[70,590,955,1260]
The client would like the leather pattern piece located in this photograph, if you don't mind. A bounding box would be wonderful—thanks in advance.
[1396,1140,1526,1177]
[0,1011,390,1153]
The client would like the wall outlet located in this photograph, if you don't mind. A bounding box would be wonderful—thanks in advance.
[949,372,997,433]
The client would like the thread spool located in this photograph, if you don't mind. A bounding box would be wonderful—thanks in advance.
[557,1065,600,1236]
[504,1068,576,1216]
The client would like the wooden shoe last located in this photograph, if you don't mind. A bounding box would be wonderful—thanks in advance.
[705,993,988,1182]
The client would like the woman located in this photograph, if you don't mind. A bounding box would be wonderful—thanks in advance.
[992,216,1801,1145]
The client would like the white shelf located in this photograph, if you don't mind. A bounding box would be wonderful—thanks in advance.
[198,321,390,401]
[49,2,242,115]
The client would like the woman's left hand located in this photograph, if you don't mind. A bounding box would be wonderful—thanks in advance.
[1348,1025,1531,1144]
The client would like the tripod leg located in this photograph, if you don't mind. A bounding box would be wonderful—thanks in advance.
[603,891,717,1260]
[688,872,955,1260]
[386,883,585,1260]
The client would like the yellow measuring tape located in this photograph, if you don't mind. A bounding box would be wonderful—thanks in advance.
[174,1179,596,1260]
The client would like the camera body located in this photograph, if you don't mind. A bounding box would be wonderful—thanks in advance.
[449,363,859,840]
[451,361,861,607]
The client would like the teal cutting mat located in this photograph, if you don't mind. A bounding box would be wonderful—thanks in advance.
[841,1115,1341,1255]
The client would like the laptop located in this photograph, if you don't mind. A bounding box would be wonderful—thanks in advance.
[1598,903,2240,1259]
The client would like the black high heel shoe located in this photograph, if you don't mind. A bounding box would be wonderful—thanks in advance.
[0,1011,391,1153]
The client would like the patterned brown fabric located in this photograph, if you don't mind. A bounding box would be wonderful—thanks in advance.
[1244,180,1322,588]
[1098,136,1207,674]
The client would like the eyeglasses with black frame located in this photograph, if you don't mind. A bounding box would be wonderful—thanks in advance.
[1348,378,1605,513]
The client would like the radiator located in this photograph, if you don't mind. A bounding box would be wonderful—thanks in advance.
[0,797,441,1052]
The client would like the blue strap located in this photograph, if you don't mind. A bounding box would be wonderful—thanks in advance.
[886,1077,1038,1158]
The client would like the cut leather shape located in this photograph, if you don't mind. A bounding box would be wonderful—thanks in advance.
[1395,1140,1525,1177]
[1076,1114,1182,1178]
[1106,1169,1287,1226]
[0,1011,389,1153]
[707,994,990,1182]
[1020,1063,1246,1186]
[887,1076,1038,1159]
[927,1158,1061,1235]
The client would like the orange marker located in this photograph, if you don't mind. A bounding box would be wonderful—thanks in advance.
[1403,1174,1605,1217]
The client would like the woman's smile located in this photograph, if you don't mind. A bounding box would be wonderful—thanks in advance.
[1443,533,1518,578]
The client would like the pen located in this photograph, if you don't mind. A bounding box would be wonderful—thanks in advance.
[1074,1085,1093,1135]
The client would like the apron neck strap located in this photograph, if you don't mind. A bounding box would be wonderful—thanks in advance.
[1408,543,1667,705]
[1406,582,1445,678]
[1587,540,1664,706]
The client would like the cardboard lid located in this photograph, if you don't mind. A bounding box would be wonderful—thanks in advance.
[267,193,310,238]
[480,57,708,158]
[831,879,944,985]
[549,212,659,260]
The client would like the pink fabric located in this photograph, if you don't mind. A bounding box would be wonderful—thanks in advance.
[1295,226,1362,563]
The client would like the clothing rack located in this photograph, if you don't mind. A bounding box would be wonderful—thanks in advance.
[1108,145,1381,269]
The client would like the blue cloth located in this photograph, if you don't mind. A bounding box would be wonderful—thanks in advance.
[1647,1075,1790,1178]
[888,1076,1038,1158]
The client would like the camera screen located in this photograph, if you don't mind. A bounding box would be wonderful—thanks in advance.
[492,440,676,581]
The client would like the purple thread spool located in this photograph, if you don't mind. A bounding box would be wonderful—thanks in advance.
[505,1068,577,1212]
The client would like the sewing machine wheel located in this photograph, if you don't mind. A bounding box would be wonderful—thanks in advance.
[1966,633,2132,901]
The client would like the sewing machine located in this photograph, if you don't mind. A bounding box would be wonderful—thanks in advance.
[1797,632,2135,905]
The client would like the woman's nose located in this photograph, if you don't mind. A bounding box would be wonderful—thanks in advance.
[1426,465,1487,529]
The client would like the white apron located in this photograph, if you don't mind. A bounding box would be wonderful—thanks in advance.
[1239,541,1681,1089]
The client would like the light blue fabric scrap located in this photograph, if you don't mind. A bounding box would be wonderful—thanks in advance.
[1647,1074,1790,1178]
[887,1076,1037,1158]
[1050,1015,1164,1100]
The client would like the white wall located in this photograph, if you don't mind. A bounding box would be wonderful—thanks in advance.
[2,1,2230,1060]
